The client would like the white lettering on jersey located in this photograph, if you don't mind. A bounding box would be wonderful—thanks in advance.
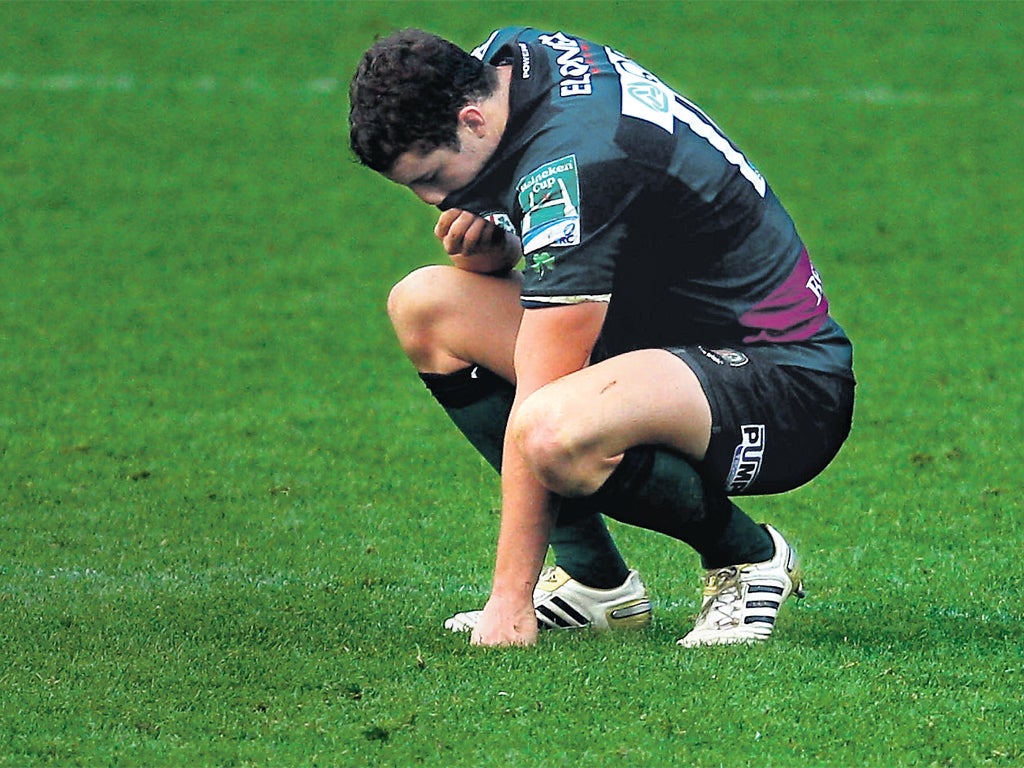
[519,43,532,79]
[538,32,593,96]
[470,30,501,61]
[605,47,766,197]
[806,265,824,306]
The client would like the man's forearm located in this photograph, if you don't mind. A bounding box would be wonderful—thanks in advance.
[490,408,554,601]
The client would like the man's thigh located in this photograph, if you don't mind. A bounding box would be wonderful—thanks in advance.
[534,342,854,496]
[526,348,715,464]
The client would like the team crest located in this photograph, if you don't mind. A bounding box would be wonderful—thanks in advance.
[699,347,750,367]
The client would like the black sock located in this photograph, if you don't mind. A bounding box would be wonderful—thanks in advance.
[419,367,629,587]
[548,510,630,589]
[563,446,773,569]
[419,367,510,471]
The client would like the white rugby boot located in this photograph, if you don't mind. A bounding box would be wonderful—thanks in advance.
[444,566,652,633]
[677,525,804,648]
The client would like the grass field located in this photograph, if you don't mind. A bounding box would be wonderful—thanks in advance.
[2,1,1022,765]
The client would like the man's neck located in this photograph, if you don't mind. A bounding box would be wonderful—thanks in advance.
[484,65,513,146]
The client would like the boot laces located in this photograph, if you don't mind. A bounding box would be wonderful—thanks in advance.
[695,566,745,629]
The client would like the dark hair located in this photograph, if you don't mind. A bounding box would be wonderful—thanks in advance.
[348,29,497,172]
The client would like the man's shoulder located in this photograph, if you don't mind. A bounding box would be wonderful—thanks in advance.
[469,27,532,62]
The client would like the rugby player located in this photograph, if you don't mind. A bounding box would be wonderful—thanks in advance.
[348,27,855,647]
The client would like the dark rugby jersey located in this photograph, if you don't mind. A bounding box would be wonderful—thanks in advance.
[442,27,853,378]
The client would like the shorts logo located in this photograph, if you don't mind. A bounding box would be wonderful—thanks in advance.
[699,346,749,367]
[517,154,581,255]
[725,424,765,493]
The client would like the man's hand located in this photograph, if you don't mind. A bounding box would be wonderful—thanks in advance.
[435,208,520,274]
[470,593,539,647]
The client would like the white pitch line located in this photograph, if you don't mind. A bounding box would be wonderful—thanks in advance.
[745,85,991,107]
[1,72,1018,108]
[0,72,343,95]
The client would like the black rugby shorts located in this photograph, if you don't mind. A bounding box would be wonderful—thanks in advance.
[667,345,855,496]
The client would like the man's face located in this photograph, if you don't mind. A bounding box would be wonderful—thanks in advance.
[386,140,486,206]
[385,105,501,206]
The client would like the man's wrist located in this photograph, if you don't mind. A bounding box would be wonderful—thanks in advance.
[489,579,536,603]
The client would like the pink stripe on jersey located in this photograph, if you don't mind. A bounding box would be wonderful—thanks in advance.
[741,248,830,344]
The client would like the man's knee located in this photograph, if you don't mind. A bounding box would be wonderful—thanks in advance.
[386,265,455,367]
[386,265,448,333]
[512,390,596,496]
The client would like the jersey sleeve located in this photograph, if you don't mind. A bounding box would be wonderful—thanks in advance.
[514,146,642,308]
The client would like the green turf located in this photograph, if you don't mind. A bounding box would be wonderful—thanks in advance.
[1,1,1022,765]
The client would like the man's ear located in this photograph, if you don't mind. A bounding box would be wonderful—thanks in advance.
[457,105,487,136]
